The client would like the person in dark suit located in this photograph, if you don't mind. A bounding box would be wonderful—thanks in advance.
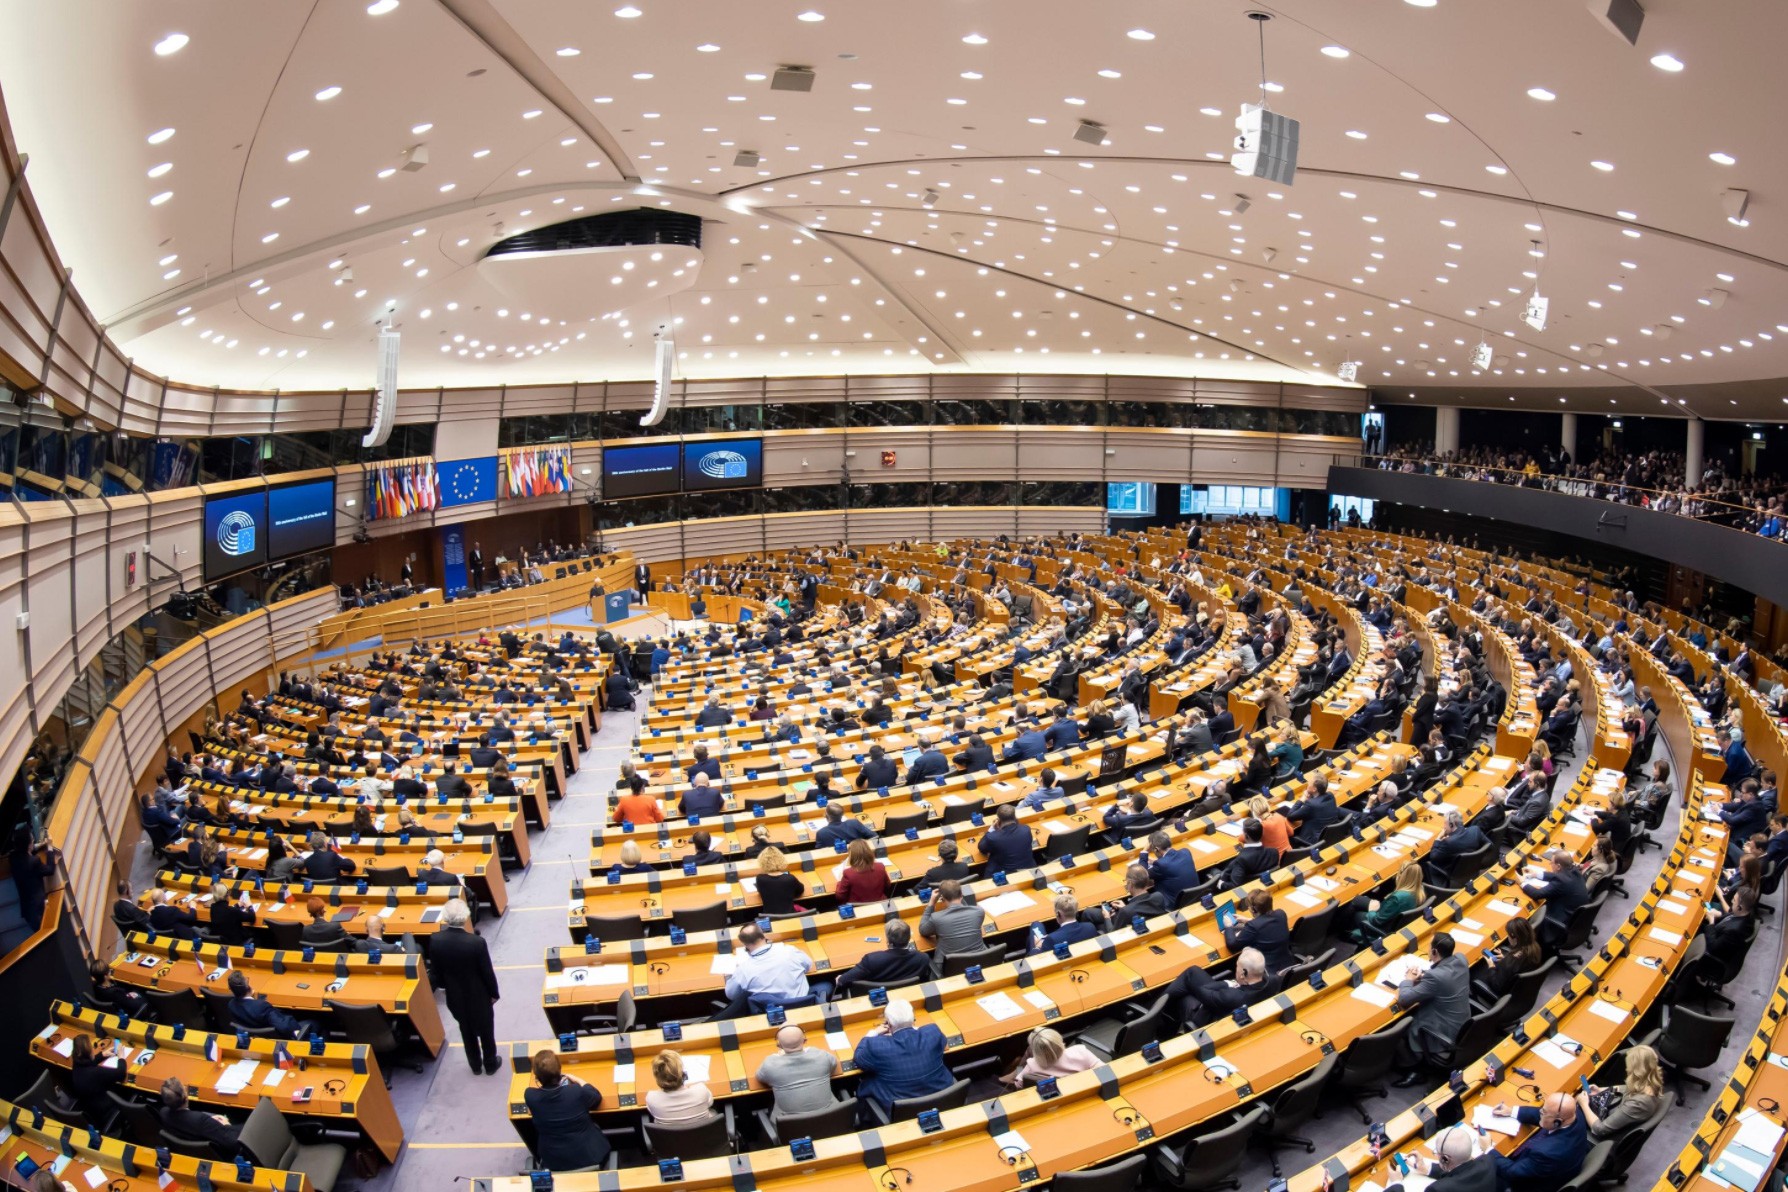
[1030,892,1105,954]
[1222,889,1295,974]
[921,840,973,886]
[1042,711,1081,752]
[830,918,932,994]
[1425,808,1488,886]
[525,1050,610,1171]
[1220,818,1280,890]
[300,833,359,883]
[209,890,258,946]
[432,899,502,1074]
[1392,933,1473,1083]
[1485,1092,1590,1192]
[158,1077,239,1154]
[685,744,723,783]
[1522,849,1590,952]
[436,768,473,800]
[1145,832,1200,903]
[679,774,726,818]
[418,849,460,887]
[67,1034,129,1124]
[859,746,899,791]
[977,804,1037,875]
[953,735,994,771]
[905,736,951,783]
[112,879,152,935]
[1284,775,1339,847]
[355,915,415,954]
[1105,864,1169,924]
[226,971,318,1040]
[299,896,350,948]
[1165,946,1273,1028]
[469,543,485,591]
[147,889,200,940]
[1102,792,1157,839]
[814,805,875,850]
[852,997,954,1119]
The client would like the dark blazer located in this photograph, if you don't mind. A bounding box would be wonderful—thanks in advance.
[977,823,1036,874]
[430,924,501,1020]
[859,757,899,789]
[1222,844,1280,889]
[905,750,950,783]
[1388,1154,1499,1192]
[1525,868,1589,934]
[755,871,806,916]
[1147,848,1200,903]
[1224,909,1295,974]
[1492,1105,1589,1192]
[302,850,358,883]
[148,903,200,940]
[525,1081,610,1171]
[210,900,257,946]
[160,1104,240,1153]
[301,918,350,948]
[833,946,932,991]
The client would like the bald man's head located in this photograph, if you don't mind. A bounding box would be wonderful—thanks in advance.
[775,1025,806,1053]
[1434,1127,1475,1170]
[1542,1093,1578,1129]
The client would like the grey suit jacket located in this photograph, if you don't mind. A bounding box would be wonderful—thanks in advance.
[917,902,988,974]
[1396,952,1472,1053]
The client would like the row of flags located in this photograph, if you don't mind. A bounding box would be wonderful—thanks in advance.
[365,460,441,521]
[505,446,573,499]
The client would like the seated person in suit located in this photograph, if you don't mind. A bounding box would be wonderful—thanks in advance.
[918,880,988,975]
[1104,864,1169,925]
[1393,932,1473,1084]
[1166,945,1274,1028]
[147,889,200,940]
[679,773,726,819]
[1018,767,1071,811]
[1385,1124,1498,1192]
[225,971,320,1041]
[852,997,954,1119]
[921,839,973,886]
[831,917,932,994]
[300,833,358,882]
[1030,892,1105,954]
[299,895,351,948]
[1222,888,1295,974]
[859,745,899,791]
[905,732,951,782]
[355,915,414,954]
[486,759,519,800]
[1521,848,1590,951]
[209,888,258,946]
[112,879,152,934]
[525,1050,610,1171]
[1102,791,1156,838]
[953,733,994,772]
[158,1077,239,1154]
[1219,818,1280,891]
[752,847,807,916]
[685,830,726,868]
[685,744,722,784]
[1145,830,1200,903]
[418,848,460,886]
[977,804,1038,875]
[815,803,876,850]
[1483,1091,1590,1192]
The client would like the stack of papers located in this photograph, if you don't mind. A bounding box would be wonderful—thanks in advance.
[975,991,1026,1022]
[977,891,1038,917]
[1352,981,1397,1008]
[1471,1104,1522,1137]
[215,1059,262,1095]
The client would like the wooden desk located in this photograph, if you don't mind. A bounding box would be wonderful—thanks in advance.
[34,1000,404,1162]
[109,932,446,1056]
[211,827,509,916]
[142,872,461,938]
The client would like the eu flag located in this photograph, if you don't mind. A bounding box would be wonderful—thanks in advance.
[438,456,498,507]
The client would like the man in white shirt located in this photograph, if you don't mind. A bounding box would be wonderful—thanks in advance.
[721,924,828,1017]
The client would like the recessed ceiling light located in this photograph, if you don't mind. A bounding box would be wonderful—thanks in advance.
[1650,53,1684,72]
[1098,69,1121,78]
[632,71,653,79]
[159,254,177,266]
[1709,151,1736,165]
[614,5,641,15]
[149,191,173,206]
[473,148,491,158]
[366,0,398,11]
[153,32,190,55]
[851,82,872,90]
[1320,45,1350,58]
[270,196,289,208]
[147,162,172,178]
[378,167,396,178]
[286,148,310,162]
[354,203,371,214]
[1404,0,1437,7]
[696,43,720,52]
[411,122,433,135]
[797,10,825,21]
[1425,112,1450,123]
[1526,86,1555,101]
[439,182,456,192]
[1485,164,1508,174]
[1200,107,1222,117]
[315,85,342,101]
[1126,28,1155,40]
[522,109,542,119]
[556,47,580,56]
[147,127,176,145]
[1263,81,1284,92]
[1590,160,1614,171]
[1345,130,1367,139]
[744,72,766,81]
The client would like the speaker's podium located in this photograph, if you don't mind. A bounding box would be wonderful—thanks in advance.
[602,592,631,625]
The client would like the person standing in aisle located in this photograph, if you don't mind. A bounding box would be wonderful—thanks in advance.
[430,898,502,1074]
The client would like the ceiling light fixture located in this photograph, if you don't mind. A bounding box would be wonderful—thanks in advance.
[1526,86,1555,100]
[366,0,398,13]
[153,32,190,55]
[1127,28,1155,40]
[1320,45,1349,58]
[147,127,175,144]
[286,148,310,162]
[1649,52,1684,71]
[315,85,341,101]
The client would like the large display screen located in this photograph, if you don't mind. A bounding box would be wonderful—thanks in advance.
[203,490,268,579]
[602,442,682,499]
[682,437,764,492]
[1106,481,1157,517]
[268,479,337,560]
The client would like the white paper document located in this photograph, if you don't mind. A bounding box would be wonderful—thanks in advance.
[1472,1105,1522,1137]
[1352,981,1397,1007]
[977,891,1038,917]
[975,991,1026,1022]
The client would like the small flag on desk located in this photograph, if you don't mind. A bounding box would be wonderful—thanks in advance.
[204,1035,220,1063]
[195,952,208,977]
[273,1042,293,1070]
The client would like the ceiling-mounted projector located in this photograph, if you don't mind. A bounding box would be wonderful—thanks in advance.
[1232,103,1299,184]
[1336,360,1358,383]
[1470,341,1494,371]
[1523,291,1549,332]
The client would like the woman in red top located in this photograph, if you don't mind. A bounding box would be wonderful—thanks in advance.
[833,839,891,904]
[612,773,665,826]
[1249,795,1294,856]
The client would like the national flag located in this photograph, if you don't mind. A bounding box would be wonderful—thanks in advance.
[273,1042,293,1070]
[204,1035,220,1063]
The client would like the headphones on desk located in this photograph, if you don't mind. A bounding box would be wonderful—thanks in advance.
[877,1169,915,1190]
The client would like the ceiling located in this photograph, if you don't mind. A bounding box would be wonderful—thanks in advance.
[3,0,1787,418]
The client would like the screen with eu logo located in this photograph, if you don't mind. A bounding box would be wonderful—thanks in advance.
[203,490,268,579]
[681,437,763,492]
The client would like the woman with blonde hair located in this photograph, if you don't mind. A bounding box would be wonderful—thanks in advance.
[645,1049,715,1124]
[754,846,805,916]
[1578,1043,1665,1139]
[1343,862,1425,943]
[1000,1026,1102,1086]
[615,840,652,876]
[1248,795,1294,855]
[834,838,891,904]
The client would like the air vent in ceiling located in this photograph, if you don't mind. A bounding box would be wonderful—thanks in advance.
[483,208,701,259]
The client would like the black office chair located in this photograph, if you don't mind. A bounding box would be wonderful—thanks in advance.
[1642,1006,1734,1105]
[582,913,644,945]
[1330,1017,1412,1123]
[1073,993,1171,1063]
[1433,996,1511,1072]
[1474,956,1556,1025]
[754,1096,857,1146]
[1596,1094,1672,1185]
[670,901,730,935]
[880,809,930,836]
[939,800,987,826]
[266,919,305,951]
[1557,1139,1612,1192]
[1287,904,1337,960]
[1556,889,1610,969]
[106,1090,162,1146]
[939,946,1003,978]
[1053,1153,1148,1192]
[843,974,925,999]
[641,1107,738,1159]
[365,864,411,887]
[326,999,425,1081]
[236,1095,349,1192]
[200,988,237,1032]
[142,987,208,1030]
[160,1123,237,1163]
[1258,1052,1337,1176]
[1043,824,1094,860]
[869,1077,969,1125]
[1151,1104,1267,1192]
[578,989,638,1036]
[1276,948,1336,993]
